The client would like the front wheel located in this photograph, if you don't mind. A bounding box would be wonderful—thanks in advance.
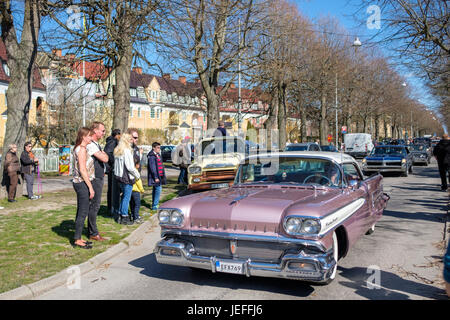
[366,223,376,235]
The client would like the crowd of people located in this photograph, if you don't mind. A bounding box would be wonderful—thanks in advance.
[70,122,171,249]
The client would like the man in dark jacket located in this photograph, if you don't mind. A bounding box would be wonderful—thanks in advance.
[104,129,121,215]
[433,134,450,191]
[147,142,166,210]
[20,142,40,200]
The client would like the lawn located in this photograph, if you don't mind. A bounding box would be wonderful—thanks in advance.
[0,177,185,294]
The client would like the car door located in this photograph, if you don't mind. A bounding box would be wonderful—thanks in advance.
[343,162,376,238]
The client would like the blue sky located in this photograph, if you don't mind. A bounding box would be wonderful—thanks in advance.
[292,0,442,116]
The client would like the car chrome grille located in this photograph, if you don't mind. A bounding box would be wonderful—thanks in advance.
[176,235,300,263]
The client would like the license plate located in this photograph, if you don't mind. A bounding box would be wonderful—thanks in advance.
[211,183,229,189]
[215,261,244,274]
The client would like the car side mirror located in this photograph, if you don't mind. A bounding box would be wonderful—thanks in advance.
[349,179,360,190]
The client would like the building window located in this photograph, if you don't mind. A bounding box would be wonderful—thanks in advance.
[130,88,137,97]
[138,107,141,117]
[151,108,155,118]
[157,108,160,119]
[129,107,133,117]
[2,62,10,77]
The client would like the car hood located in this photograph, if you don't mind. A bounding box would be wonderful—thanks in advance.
[411,151,427,155]
[193,153,243,169]
[161,185,349,237]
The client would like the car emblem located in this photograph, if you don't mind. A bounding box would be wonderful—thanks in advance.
[230,240,237,255]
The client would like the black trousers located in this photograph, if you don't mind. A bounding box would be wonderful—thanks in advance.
[23,173,34,198]
[438,161,450,189]
[107,173,120,215]
[73,182,90,240]
[88,177,103,237]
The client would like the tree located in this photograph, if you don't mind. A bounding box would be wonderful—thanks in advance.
[0,0,42,187]
[157,0,269,131]
[46,0,160,133]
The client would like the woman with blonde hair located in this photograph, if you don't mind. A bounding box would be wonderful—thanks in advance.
[114,132,140,225]
[72,127,95,249]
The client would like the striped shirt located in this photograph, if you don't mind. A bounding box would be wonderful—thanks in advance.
[156,153,164,176]
[73,146,95,183]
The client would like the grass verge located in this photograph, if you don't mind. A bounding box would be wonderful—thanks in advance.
[0,177,185,294]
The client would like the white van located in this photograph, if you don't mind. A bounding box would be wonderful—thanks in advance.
[344,133,374,158]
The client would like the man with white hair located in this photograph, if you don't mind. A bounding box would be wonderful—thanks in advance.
[173,137,192,185]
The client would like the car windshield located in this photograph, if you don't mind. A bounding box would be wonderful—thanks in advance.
[371,147,405,156]
[412,144,426,151]
[201,138,245,155]
[235,157,342,187]
[285,145,308,151]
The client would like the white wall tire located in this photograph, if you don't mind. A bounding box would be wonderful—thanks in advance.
[316,231,338,285]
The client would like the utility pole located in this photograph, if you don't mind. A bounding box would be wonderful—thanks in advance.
[335,73,338,146]
[238,19,242,132]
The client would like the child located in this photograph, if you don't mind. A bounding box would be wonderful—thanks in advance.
[130,178,145,224]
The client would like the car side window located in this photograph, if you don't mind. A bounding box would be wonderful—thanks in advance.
[343,163,363,183]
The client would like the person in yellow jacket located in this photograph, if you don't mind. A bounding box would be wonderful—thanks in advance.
[130,178,145,223]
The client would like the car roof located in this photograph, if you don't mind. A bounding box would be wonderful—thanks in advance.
[246,151,356,164]
[287,143,316,146]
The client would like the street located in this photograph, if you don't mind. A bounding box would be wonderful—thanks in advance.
[36,159,449,300]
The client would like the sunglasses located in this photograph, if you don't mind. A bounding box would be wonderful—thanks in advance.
[132,136,138,139]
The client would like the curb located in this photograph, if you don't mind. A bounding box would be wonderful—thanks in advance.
[0,214,159,300]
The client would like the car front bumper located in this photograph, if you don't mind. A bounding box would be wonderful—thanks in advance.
[154,237,336,283]
[363,164,407,173]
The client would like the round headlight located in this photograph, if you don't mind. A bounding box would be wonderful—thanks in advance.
[401,159,406,163]
[189,166,202,174]
[170,210,184,225]
[159,210,171,224]
[301,219,321,234]
[362,159,367,164]
[285,217,302,234]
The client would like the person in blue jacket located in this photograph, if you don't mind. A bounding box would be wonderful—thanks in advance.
[147,142,166,210]
[444,239,450,298]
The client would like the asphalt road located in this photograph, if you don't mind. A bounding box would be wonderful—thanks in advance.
[36,159,449,300]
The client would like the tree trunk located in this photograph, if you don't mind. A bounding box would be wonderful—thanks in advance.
[112,44,133,133]
[263,90,278,150]
[206,93,220,131]
[277,83,287,149]
[300,104,306,142]
[0,0,40,198]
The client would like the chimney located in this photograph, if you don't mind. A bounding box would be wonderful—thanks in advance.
[52,49,62,57]
[133,67,143,75]
[230,82,235,89]
[66,53,76,60]
[179,76,186,85]
[163,73,171,80]
[195,78,201,84]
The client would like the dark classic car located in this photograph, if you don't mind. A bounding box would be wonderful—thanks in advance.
[154,152,390,284]
[362,145,414,176]
[320,145,338,152]
[285,143,321,152]
[410,144,431,165]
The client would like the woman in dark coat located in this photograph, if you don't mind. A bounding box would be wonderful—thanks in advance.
[147,142,166,210]
[20,142,40,200]
[3,144,20,202]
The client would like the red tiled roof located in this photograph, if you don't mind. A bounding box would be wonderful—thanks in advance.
[71,59,110,81]
[0,39,45,90]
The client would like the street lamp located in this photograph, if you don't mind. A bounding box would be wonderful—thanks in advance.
[335,37,362,147]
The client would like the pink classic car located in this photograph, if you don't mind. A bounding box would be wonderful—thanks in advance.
[154,152,390,284]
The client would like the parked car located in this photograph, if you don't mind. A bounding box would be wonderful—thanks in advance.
[160,145,175,162]
[187,136,245,191]
[284,142,321,152]
[154,151,390,284]
[410,144,431,166]
[320,144,338,152]
[343,133,373,158]
[362,145,414,176]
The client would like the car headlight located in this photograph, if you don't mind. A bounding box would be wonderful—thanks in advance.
[188,166,202,174]
[158,209,184,226]
[401,159,406,163]
[362,159,367,164]
[284,217,321,235]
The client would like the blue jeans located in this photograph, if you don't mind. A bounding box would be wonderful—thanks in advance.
[118,183,133,217]
[178,167,188,184]
[152,185,162,210]
[130,191,141,220]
